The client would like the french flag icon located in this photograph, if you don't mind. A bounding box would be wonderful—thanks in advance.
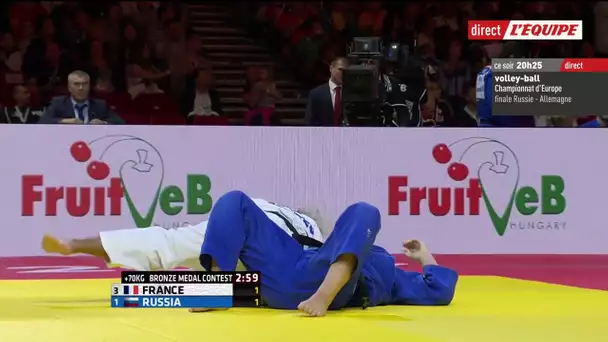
[123,285,140,295]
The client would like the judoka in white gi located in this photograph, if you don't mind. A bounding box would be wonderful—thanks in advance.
[42,198,324,271]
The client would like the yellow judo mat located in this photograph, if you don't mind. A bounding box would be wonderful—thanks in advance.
[0,276,606,342]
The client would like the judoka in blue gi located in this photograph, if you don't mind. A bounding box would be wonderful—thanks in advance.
[476,42,535,128]
[195,191,459,317]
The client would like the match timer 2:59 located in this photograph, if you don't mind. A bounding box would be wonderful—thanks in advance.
[235,272,260,284]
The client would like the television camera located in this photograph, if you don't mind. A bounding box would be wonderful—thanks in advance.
[340,37,428,127]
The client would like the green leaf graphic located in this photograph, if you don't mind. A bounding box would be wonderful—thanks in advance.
[121,179,163,228]
[480,180,518,237]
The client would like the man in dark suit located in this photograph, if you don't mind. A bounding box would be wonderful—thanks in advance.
[38,70,124,124]
[305,57,349,126]
[0,84,44,124]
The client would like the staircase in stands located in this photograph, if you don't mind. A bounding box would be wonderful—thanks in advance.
[188,4,307,125]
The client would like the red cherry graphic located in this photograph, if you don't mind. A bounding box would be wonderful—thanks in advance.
[448,162,469,181]
[432,143,452,164]
[70,141,92,162]
[87,161,110,180]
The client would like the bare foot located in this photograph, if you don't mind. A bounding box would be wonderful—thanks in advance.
[42,234,73,255]
[297,294,331,317]
[189,308,228,313]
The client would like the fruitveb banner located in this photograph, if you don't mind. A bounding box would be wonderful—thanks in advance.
[1,125,605,256]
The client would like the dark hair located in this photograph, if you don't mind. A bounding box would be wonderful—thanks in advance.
[12,83,26,95]
[331,57,349,67]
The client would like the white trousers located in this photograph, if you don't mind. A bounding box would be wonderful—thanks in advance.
[99,221,242,271]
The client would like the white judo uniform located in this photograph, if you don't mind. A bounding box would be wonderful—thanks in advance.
[99,198,324,271]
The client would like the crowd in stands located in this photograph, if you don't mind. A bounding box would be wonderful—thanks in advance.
[1,1,606,127]
[0,1,222,125]
[246,1,606,127]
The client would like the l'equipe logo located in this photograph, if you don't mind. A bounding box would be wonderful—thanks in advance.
[21,135,213,227]
[388,137,567,236]
[468,20,583,40]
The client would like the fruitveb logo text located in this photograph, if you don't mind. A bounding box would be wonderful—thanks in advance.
[387,137,566,236]
[21,135,213,228]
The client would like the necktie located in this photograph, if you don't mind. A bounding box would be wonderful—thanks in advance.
[333,86,342,125]
[75,103,87,122]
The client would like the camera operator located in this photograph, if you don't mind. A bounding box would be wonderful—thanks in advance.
[339,38,428,127]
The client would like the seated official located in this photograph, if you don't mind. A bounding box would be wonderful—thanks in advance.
[305,57,348,126]
[180,68,223,124]
[0,84,44,124]
[38,70,125,125]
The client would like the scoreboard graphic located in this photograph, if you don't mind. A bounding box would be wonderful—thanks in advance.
[111,271,261,308]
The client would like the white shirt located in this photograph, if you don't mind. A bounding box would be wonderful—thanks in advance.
[329,79,341,108]
[189,90,217,116]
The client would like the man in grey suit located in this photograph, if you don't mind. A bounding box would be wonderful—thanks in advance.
[39,70,125,125]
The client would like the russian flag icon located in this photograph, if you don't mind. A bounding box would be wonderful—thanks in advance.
[124,297,139,307]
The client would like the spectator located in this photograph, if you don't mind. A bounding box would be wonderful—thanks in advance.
[181,68,223,123]
[417,15,435,48]
[451,83,478,127]
[22,17,58,84]
[121,23,140,60]
[126,42,169,98]
[15,21,35,53]
[39,70,124,124]
[104,4,124,45]
[580,41,595,58]
[159,19,188,98]
[244,66,283,125]
[305,56,348,126]
[1,32,24,84]
[10,3,48,25]
[61,10,92,72]
[184,32,211,76]
[88,40,114,93]
[440,38,468,99]
[243,66,261,110]
[595,2,608,57]
[421,77,453,127]
[120,1,140,20]
[36,42,70,98]
[0,84,44,124]
[0,33,15,63]
[357,3,385,37]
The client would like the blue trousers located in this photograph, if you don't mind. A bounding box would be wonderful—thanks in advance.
[200,191,380,309]
[200,191,458,310]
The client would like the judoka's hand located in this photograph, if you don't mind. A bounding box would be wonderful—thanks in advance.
[402,240,428,260]
[403,240,437,266]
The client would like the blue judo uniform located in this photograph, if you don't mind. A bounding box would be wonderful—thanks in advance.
[200,191,458,310]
